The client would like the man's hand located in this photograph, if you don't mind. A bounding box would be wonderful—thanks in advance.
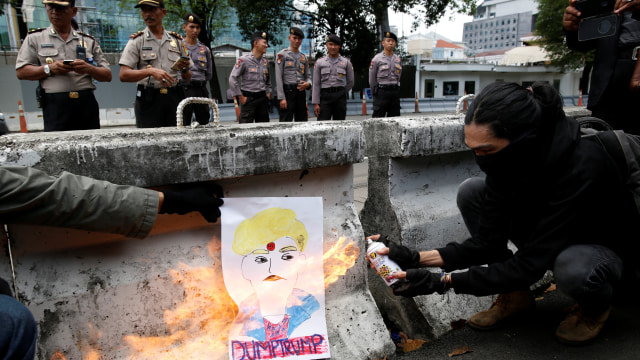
[563,0,581,32]
[148,68,175,87]
[159,185,224,223]
[280,99,288,109]
[368,234,421,270]
[239,95,248,105]
[392,269,446,297]
[314,104,320,117]
[297,81,310,91]
[50,60,73,75]
[615,0,640,13]
[70,59,93,75]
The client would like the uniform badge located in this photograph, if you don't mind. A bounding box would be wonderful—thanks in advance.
[277,58,282,64]
[369,60,374,69]
[301,55,305,61]
[235,59,243,69]
[301,65,304,72]
[287,61,293,66]
[340,61,345,66]
[339,73,343,78]
[150,53,155,57]
[262,59,267,66]
[46,57,54,64]
[201,62,205,67]
[170,40,177,48]
[249,67,257,72]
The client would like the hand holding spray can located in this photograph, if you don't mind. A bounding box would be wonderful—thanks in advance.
[367,237,405,289]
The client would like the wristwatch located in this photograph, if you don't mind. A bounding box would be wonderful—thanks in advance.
[44,64,51,76]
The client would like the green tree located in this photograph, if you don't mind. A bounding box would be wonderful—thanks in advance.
[534,0,593,90]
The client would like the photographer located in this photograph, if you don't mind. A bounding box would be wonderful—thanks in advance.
[563,0,640,134]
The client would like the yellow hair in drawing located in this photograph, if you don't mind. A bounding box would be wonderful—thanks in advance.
[233,207,309,256]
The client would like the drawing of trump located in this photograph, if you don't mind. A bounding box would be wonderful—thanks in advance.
[229,207,321,342]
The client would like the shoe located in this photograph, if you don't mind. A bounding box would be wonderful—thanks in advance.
[468,290,535,330]
[555,304,611,345]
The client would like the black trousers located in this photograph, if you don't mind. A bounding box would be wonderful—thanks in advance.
[279,88,308,122]
[590,59,640,135]
[240,92,270,123]
[318,88,347,120]
[372,87,400,118]
[135,85,185,128]
[42,90,99,132]
[183,85,210,125]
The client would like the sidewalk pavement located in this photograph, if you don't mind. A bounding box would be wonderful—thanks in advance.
[393,288,640,359]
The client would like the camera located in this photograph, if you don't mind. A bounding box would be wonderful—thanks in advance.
[576,0,618,41]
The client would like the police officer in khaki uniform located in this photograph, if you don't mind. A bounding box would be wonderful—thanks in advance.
[15,0,111,132]
[312,34,354,120]
[181,13,212,125]
[275,27,312,122]
[369,31,402,118]
[119,0,191,128]
[228,31,272,123]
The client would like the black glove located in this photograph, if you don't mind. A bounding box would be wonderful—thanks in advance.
[160,185,224,223]
[381,236,421,270]
[392,269,445,297]
[0,277,13,297]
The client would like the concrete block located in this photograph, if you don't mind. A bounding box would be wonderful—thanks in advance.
[0,122,394,359]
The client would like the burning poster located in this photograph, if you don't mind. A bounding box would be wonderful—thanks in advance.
[221,197,330,360]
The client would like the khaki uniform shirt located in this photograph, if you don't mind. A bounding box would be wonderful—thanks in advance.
[119,27,189,88]
[228,52,271,96]
[369,52,402,88]
[311,55,354,104]
[15,25,109,93]
[275,47,312,99]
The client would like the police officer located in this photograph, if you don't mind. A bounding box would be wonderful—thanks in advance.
[181,13,212,125]
[15,0,111,132]
[229,31,272,123]
[369,31,402,118]
[119,0,192,128]
[275,27,312,122]
[312,34,354,120]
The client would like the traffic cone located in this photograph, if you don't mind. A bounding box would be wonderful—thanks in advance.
[578,89,583,106]
[233,96,241,122]
[18,100,27,133]
[362,93,367,115]
[463,91,468,111]
[414,92,420,113]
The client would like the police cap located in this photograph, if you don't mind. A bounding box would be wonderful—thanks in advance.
[134,0,164,8]
[251,31,269,46]
[184,13,202,27]
[382,31,397,42]
[289,27,304,39]
[326,34,342,46]
[43,0,75,6]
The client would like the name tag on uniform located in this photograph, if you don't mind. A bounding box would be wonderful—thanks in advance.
[142,46,153,50]
[41,44,54,48]
[249,68,257,72]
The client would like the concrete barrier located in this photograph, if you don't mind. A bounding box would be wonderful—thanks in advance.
[0,122,394,359]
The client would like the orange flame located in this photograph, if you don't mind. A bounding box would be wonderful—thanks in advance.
[323,237,360,288]
[51,236,359,359]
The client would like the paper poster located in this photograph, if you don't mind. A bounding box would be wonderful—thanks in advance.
[221,197,330,360]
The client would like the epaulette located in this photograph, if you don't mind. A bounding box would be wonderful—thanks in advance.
[169,31,183,40]
[129,31,144,39]
[77,31,95,40]
[27,28,46,34]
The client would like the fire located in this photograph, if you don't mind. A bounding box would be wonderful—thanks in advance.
[50,236,359,359]
[323,237,360,288]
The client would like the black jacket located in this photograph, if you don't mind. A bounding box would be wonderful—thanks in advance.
[438,115,638,296]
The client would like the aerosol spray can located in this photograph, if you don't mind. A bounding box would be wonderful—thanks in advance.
[367,238,404,289]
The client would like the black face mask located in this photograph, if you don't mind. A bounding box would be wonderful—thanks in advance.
[473,130,539,179]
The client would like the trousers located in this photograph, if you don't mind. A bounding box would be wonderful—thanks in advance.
[456,177,623,312]
[0,295,37,360]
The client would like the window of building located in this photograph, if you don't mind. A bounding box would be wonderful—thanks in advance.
[443,81,459,96]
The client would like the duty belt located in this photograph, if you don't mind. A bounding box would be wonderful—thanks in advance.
[619,46,640,60]
[45,89,93,99]
[378,84,399,89]
[242,90,267,98]
[137,84,178,95]
[284,83,299,90]
[180,80,207,87]
[321,86,344,93]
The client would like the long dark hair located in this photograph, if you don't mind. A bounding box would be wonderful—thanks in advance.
[465,81,564,141]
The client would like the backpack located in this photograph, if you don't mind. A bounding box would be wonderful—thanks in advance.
[577,116,640,215]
